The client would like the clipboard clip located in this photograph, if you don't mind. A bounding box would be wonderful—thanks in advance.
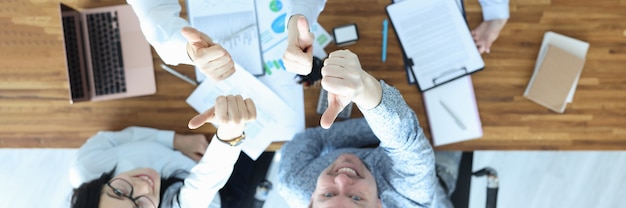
[432,67,467,85]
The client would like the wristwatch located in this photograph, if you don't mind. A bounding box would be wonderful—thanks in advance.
[216,132,246,147]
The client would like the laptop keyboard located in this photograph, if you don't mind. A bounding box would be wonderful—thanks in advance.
[86,11,127,96]
[62,15,87,100]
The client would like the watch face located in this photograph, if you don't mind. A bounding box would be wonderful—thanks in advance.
[228,139,243,146]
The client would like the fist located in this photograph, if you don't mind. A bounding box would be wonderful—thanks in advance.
[182,27,235,81]
[283,15,314,75]
[188,95,257,140]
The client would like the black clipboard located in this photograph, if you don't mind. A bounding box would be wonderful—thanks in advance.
[386,0,484,92]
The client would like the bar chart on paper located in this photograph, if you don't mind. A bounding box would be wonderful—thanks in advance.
[194,13,257,48]
[188,0,264,75]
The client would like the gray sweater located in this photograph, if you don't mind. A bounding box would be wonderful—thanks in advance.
[278,81,437,207]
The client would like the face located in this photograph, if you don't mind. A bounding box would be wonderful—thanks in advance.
[99,168,161,208]
[311,154,382,208]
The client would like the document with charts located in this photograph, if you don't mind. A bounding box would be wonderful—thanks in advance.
[386,0,484,91]
[186,63,300,160]
[187,0,264,76]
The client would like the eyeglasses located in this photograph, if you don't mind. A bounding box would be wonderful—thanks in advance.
[106,178,157,208]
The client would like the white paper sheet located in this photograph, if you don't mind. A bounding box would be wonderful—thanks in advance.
[187,0,264,76]
[423,76,483,146]
[186,63,302,160]
[256,0,331,57]
[193,0,332,82]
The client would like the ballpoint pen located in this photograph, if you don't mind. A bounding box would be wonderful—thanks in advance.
[381,19,388,63]
[160,64,198,86]
[440,100,466,130]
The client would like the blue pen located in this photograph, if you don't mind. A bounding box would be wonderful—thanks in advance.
[382,19,388,63]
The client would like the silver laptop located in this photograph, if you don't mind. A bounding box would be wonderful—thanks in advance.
[60,3,155,103]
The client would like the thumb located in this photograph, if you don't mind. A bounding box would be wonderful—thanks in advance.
[181,27,214,48]
[190,152,203,162]
[296,16,313,45]
[320,95,344,129]
[188,107,216,129]
[485,40,494,54]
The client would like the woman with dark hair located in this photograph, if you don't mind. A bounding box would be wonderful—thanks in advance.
[70,95,257,208]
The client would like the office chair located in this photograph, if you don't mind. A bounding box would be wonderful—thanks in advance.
[451,152,499,208]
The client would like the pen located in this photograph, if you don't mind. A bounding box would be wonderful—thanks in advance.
[382,19,388,63]
[160,64,198,86]
[439,100,466,130]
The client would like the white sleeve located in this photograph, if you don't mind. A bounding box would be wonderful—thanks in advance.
[177,136,241,208]
[126,0,193,65]
[70,127,175,187]
[288,0,327,26]
[478,0,510,20]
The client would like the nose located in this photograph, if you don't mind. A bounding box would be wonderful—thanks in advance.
[334,173,354,186]
[130,177,152,196]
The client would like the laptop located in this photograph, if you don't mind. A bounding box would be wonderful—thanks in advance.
[60,3,156,103]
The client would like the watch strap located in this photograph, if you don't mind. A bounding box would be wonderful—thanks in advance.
[216,132,246,147]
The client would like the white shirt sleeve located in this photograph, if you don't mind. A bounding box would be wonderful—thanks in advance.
[287,0,327,26]
[478,0,510,20]
[69,126,175,187]
[126,0,193,65]
[177,136,241,208]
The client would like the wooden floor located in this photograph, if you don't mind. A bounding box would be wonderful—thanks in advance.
[1,0,625,149]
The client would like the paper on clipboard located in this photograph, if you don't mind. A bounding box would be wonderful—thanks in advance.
[387,0,483,91]
[423,76,483,146]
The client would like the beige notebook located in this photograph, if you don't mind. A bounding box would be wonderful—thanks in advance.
[524,45,585,113]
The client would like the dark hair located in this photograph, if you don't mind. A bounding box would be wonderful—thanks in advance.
[70,168,186,208]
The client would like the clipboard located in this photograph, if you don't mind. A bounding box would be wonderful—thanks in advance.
[386,0,484,91]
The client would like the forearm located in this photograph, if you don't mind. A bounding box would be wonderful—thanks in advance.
[126,0,192,65]
[179,136,240,208]
[478,0,510,20]
[359,81,428,150]
[361,82,437,204]
[288,0,326,26]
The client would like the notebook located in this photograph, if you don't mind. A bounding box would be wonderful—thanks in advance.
[386,0,483,91]
[524,32,589,113]
[60,3,156,103]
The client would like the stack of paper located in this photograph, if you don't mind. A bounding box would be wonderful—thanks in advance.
[191,0,333,82]
[185,0,333,160]
[186,63,302,160]
[524,32,589,113]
